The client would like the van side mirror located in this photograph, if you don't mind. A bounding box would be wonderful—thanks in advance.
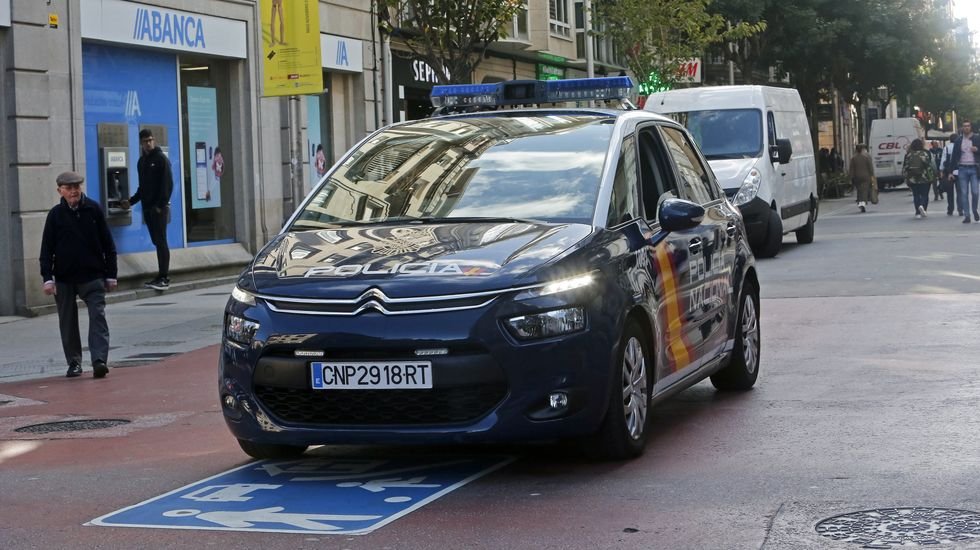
[770,138,793,164]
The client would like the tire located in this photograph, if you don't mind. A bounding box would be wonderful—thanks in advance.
[588,320,652,460]
[754,209,783,258]
[237,439,308,460]
[711,282,760,391]
[795,200,815,244]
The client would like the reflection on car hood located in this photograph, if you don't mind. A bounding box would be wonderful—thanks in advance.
[707,158,758,190]
[249,221,594,298]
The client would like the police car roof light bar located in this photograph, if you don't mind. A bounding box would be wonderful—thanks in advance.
[430,76,635,110]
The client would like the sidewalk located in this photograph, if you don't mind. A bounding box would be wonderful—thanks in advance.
[0,281,235,382]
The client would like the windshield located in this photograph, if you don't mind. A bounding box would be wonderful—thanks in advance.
[669,109,763,160]
[290,115,613,229]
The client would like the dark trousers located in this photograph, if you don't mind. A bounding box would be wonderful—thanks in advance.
[145,206,170,279]
[943,178,958,214]
[55,279,109,366]
[910,183,930,213]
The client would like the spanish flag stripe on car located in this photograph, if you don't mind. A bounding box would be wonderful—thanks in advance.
[654,243,693,372]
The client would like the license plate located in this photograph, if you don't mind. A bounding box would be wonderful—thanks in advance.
[310,361,433,390]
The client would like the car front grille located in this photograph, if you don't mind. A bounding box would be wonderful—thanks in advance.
[254,383,508,425]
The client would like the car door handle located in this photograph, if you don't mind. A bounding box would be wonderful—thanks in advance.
[726,221,737,237]
[688,238,703,254]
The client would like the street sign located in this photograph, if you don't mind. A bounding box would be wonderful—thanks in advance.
[89,454,514,534]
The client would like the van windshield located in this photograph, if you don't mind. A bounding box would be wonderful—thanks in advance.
[668,109,763,160]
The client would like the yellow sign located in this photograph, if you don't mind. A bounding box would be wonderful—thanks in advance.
[49,13,59,29]
[260,0,322,97]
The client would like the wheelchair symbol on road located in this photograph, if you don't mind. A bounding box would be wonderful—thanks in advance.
[88,455,514,534]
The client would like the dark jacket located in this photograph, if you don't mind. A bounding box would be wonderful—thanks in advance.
[40,194,118,284]
[131,146,174,209]
[947,134,980,174]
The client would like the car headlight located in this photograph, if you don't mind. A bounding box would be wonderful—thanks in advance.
[733,168,762,205]
[225,314,260,345]
[506,307,585,340]
[231,285,256,306]
[539,274,594,296]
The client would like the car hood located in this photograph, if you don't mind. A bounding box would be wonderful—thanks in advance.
[248,221,595,298]
[707,158,758,190]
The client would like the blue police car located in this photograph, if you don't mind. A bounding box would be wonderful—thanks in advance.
[221,77,760,460]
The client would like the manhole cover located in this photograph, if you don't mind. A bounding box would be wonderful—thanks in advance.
[15,419,131,434]
[816,507,980,548]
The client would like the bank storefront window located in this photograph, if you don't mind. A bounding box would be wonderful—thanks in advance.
[179,57,235,244]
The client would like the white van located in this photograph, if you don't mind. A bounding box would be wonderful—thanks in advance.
[644,85,819,257]
[869,117,925,187]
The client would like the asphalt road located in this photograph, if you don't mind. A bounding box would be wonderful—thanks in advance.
[1,189,979,549]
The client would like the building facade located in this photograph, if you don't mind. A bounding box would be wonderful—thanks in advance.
[1,0,612,315]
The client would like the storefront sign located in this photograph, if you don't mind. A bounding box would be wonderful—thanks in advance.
[1,0,10,27]
[676,58,702,83]
[79,0,246,59]
[260,0,322,97]
[393,56,449,89]
[536,64,564,81]
[321,34,363,73]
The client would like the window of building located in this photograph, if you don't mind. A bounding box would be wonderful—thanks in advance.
[511,1,530,41]
[550,0,571,38]
[178,56,236,244]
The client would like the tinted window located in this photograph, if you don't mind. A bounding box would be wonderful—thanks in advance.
[291,115,614,228]
[607,136,640,227]
[661,126,715,205]
[670,109,763,160]
[637,128,679,220]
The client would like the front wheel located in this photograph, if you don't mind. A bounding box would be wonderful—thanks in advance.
[588,321,652,460]
[754,209,782,258]
[711,282,760,391]
[237,439,308,460]
[795,200,815,244]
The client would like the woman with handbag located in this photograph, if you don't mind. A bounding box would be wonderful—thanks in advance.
[849,143,875,213]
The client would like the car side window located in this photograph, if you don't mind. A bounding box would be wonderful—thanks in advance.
[636,128,679,221]
[660,126,716,205]
[767,111,777,147]
[607,135,640,227]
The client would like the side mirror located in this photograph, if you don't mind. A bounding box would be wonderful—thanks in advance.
[770,138,793,164]
[658,197,705,232]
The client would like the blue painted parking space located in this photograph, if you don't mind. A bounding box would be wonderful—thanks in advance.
[88,455,514,534]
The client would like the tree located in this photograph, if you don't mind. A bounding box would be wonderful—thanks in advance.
[376,0,523,85]
[596,0,764,92]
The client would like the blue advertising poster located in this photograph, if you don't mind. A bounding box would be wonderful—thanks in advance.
[307,96,324,194]
[187,86,221,209]
[82,43,184,253]
[89,455,513,534]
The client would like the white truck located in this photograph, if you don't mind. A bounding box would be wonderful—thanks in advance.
[869,118,925,188]
[644,85,819,258]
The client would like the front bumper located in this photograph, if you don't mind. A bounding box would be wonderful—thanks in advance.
[219,290,620,446]
[725,192,771,248]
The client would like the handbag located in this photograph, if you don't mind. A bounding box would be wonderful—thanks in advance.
[870,177,879,204]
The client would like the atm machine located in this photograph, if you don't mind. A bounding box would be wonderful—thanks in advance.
[100,147,132,226]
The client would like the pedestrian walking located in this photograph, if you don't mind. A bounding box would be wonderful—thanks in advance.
[849,143,875,213]
[904,139,937,219]
[40,171,118,378]
[121,128,174,289]
[929,140,944,200]
[940,132,960,216]
[947,121,980,223]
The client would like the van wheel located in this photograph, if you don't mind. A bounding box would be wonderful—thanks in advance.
[237,439,308,460]
[587,320,652,460]
[711,282,760,391]
[754,210,782,258]
[795,201,815,244]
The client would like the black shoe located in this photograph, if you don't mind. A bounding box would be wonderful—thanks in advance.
[974,212,979,222]
[66,363,82,378]
[93,361,108,379]
[964,217,971,224]
[145,277,170,291]
[948,210,954,216]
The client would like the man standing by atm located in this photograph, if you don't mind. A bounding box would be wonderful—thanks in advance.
[122,129,173,290]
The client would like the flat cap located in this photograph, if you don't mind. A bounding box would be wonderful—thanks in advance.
[56,171,85,186]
